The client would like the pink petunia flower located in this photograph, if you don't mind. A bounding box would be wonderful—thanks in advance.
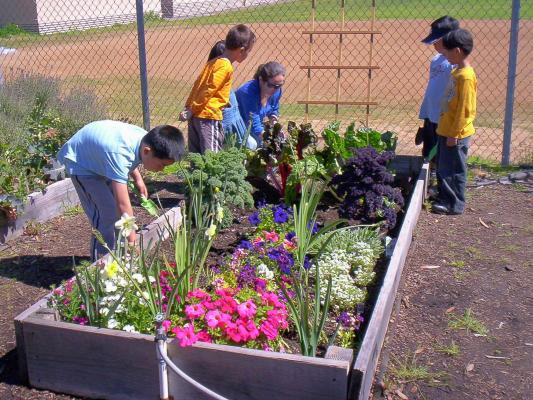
[237,299,257,319]
[264,231,279,242]
[172,324,198,347]
[260,320,278,340]
[162,320,172,332]
[205,310,232,329]
[196,330,212,343]
[185,303,205,320]
[187,288,209,300]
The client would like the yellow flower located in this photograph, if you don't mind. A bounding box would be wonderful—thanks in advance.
[104,260,119,279]
[214,187,220,193]
[205,223,217,239]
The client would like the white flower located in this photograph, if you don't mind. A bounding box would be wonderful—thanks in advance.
[107,318,118,329]
[122,324,136,333]
[114,213,138,236]
[205,223,217,239]
[216,204,224,223]
[257,263,274,280]
[132,273,145,284]
[142,291,150,300]
[104,280,117,293]
[117,277,128,287]
[148,276,156,284]
[115,304,125,313]
[100,307,110,316]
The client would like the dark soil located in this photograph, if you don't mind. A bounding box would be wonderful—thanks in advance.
[372,184,533,400]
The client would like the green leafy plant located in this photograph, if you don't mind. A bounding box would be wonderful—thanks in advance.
[180,148,253,227]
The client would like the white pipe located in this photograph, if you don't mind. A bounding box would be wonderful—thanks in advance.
[157,338,169,400]
[156,340,230,400]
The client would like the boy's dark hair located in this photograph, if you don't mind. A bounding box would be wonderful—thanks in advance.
[253,61,286,81]
[208,40,226,61]
[142,125,185,160]
[225,24,256,50]
[442,28,474,56]
[421,15,459,44]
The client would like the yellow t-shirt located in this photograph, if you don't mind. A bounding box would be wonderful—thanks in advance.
[437,66,477,139]
[185,58,233,120]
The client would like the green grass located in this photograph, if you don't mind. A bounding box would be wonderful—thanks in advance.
[449,260,467,269]
[468,156,521,176]
[2,0,530,48]
[448,308,489,336]
[435,340,461,357]
[391,354,447,384]
[63,204,83,217]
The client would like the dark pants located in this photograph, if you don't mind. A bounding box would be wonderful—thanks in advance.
[436,135,471,214]
[422,118,438,159]
[188,117,224,154]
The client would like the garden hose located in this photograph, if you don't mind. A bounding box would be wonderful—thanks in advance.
[155,315,230,400]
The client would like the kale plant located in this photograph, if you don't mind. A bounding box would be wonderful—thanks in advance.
[332,147,404,229]
[182,148,254,227]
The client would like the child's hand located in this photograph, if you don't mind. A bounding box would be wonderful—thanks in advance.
[179,108,192,122]
[446,137,458,147]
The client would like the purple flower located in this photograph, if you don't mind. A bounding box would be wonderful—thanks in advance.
[336,312,352,328]
[307,221,320,235]
[272,205,289,224]
[209,264,222,274]
[303,256,312,270]
[248,211,261,226]
[238,240,253,250]
[256,199,267,209]
[237,264,256,288]
[268,246,294,274]
[255,278,267,291]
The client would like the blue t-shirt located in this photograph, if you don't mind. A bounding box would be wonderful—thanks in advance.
[419,53,453,124]
[235,79,282,143]
[57,120,145,184]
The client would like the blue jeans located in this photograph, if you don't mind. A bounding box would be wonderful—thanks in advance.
[71,175,119,261]
[436,135,471,214]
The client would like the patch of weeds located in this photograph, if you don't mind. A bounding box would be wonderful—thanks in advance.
[435,340,461,357]
[453,270,469,282]
[23,220,46,236]
[497,231,515,238]
[448,308,489,336]
[465,246,483,260]
[467,156,519,177]
[449,260,467,268]
[390,354,447,385]
[501,244,520,253]
[512,183,529,193]
[63,204,83,217]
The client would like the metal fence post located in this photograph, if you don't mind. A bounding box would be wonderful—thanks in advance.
[502,0,520,166]
[136,0,151,131]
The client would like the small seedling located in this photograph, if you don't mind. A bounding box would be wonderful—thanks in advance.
[24,220,45,236]
[435,340,460,357]
[465,246,483,260]
[448,308,489,336]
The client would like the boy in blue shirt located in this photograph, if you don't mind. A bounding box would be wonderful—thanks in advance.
[417,16,460,160]
[57,121,185,260]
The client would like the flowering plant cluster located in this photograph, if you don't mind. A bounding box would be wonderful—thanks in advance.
[166,286,289,351]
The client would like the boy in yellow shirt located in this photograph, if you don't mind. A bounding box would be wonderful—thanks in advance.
[432,28,477,215]
[179,24,255,154]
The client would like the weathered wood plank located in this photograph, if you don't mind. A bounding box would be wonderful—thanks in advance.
[22,317,158,400]
[168,341,350,400]
[325,345,354,362]
[349,163,429,400]
[1,179,80,244]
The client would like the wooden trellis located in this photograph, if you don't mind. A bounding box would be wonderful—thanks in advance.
[298,0,380,125]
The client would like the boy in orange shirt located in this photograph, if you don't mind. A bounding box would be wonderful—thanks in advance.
[179,24,256,154]
[432,28,477,215]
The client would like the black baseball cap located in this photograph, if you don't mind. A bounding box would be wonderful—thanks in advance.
[422,16,460,44]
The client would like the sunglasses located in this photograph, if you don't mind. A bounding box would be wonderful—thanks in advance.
[266,81,284,89]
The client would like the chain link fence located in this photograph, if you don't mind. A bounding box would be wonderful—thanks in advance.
[0,0,531,164]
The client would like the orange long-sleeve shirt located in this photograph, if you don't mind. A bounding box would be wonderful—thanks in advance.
[185,57,233,120]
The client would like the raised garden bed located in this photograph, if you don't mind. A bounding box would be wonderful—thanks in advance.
[0,178,79,244]
[14,157,428,400]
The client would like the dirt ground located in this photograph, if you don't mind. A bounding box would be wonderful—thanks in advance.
[372,184,533,400]
[1,20,531,160]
